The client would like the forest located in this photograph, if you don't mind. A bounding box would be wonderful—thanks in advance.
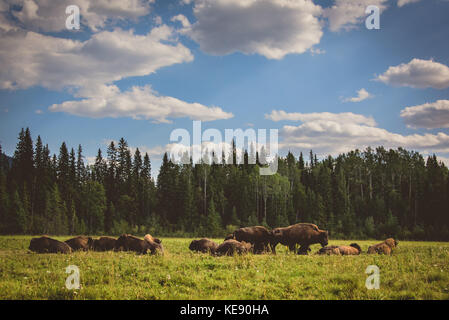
[0,128,448,240]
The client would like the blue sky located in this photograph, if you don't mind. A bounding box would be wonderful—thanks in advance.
[1,0,449,177]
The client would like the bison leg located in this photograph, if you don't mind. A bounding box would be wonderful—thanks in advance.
[297,245,310,255]
[288,244,297,253]
[269,242,277,254]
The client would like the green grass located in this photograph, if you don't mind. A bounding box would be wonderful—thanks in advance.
[0,236,448,300]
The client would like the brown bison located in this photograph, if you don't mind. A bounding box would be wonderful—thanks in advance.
[271,223,328,255]
[115,234,161,254]
[29,236,72,254]
[144,234,164,254]
[65,236,93,251]
[92,236,117,251]
[189,238,219,254]
[228,226,273,254]
[144,234,162,244]
[215,240,253,256]
[224,233,234,241]
[368,238,398,255]
[317,243,362,255]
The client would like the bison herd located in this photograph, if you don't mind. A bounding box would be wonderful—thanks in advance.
[28,234,163,255]
[189,223,398,256]
[28,223,398,257]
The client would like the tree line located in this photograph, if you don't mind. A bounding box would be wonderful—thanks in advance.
[1,128,448,240]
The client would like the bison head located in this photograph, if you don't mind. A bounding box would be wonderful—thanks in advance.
[350,243,362,253]
[189,240,199,251]
[319,230,329,247]
[224,233,235,241]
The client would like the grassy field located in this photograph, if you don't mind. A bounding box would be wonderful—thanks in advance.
[0,236,448,300]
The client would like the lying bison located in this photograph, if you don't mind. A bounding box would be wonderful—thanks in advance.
[317,243,362,255]
[368,238,398,255]
[227,226,273,254]
[29,236,72,254]
[215,240,252,256]
[92,236,117,251]
[271,223,328,255]
[65,236,93,251]
[116,234,162,254]
[189,238,219,254]
[144,234,164,254]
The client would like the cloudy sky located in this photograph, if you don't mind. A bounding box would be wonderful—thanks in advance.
[1,0,449,176]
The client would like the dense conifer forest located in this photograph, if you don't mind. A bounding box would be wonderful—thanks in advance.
[1,128,448,240]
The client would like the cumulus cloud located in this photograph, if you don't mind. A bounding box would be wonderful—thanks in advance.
[49,85,233,123]
[342,88,373,103]
[0,25,193,91]
[265,110,377,126]
[376,59,449,89]
[1,0,151,32]
[323,0,388,32]
[401,100,449,129]
[278,112,449,156]
[184,0,323,59]
[397,0,421,7]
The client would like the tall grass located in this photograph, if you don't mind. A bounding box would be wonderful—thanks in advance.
[0,237,448,300]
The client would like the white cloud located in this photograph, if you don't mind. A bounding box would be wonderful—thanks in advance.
[401,100,449,129]
[376,59,449,89]
[265,110,377,126]
[0,26,193,91]
[323,0,388,32]
[2,0,151,32]
[343,88,373,103]
[35,109,43,114]
[278,113,449,157]
[184,0,323,59]
[49,85,233,123]
[397,0,421,7]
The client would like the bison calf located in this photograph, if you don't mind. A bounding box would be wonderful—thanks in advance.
[29,236,72,254]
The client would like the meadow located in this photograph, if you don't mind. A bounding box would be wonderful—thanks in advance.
[0,236,448,300]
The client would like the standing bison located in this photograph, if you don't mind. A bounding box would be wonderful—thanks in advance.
[368,238,398,255]
[215,240,252,256]
[271,223,328,255]
[65,236,93,251]
[189,238,219,254]
[227,226,273,254]
[92,236,117,251]
[29,236,72,254]
[317,243,362,255]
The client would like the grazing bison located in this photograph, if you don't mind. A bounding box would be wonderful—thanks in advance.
[228,226,273,254]
[144,234,164,254]
[29,236,72,254]
[317,243,362,255]
[368,238,398,255]
[65,236,93,251]
[92,236,117,251]
[189,238,219,254]
[115,234,161,254]
[271,223,328,255]
[215,240,253,256]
